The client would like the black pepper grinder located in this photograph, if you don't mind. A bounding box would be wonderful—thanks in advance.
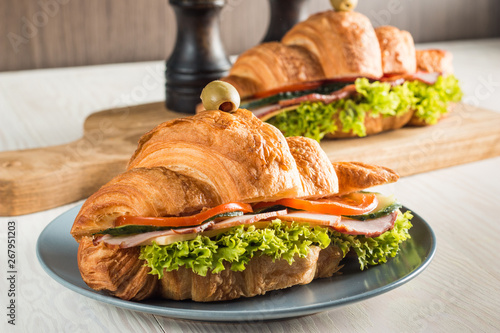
[262,0,309,42]
[166,0,231,114]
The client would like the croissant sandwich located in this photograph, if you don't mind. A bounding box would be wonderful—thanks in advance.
[71,99,414,302]
[214,5,462,141]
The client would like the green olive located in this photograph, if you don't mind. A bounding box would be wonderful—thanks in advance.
[330,0,358,11]
[200,80,240,112]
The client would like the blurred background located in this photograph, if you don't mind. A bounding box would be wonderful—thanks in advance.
[1,0,500,72]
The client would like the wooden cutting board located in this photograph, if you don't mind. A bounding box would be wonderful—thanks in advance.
[1,102,499,216]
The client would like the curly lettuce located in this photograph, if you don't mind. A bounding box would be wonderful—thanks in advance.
[139,211,413,278]
[267,102,338,142]
[267,76,462,140]
[330,210,413,270]
[140,221,331,278]
[408,75,463,124]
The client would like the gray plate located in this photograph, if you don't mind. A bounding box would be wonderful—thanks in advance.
[36,205,436,322]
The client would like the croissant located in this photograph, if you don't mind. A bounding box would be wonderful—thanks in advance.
[72,109,411,302]
[220,10,462,140]
[222,42,325,98]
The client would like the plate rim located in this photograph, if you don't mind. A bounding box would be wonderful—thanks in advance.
[36,204,436,322]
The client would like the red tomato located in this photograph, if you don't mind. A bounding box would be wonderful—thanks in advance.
[253,192,378,216]
[115,202,253,227]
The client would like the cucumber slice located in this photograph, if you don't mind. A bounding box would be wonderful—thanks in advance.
[344,193,402,221]
[253,204,289,214]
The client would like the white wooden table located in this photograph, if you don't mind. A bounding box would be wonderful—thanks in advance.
[1,39,500,332]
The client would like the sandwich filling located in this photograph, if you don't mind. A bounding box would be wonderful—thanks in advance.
[240,74,462,141]
[93,191,413,278]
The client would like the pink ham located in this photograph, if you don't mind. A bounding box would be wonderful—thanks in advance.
[97,230,175,248]
[252,85,357,118]
[253,72,440,119]
[411,71,440,85]
[99,210,287,248]
[278,85,356,107]
[381,72,440,86]
[172,221,216,234]
[253,104,282,118]
[333,211,398,237]
[208,209,288,230]
[96,221,215,248]
[98,209,398,248]
[279,211,398,237]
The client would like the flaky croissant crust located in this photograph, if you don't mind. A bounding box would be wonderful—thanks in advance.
[223,11,427,99]
[127,109,303,203]
[72,109,399,240]
[283,11,383,80]
[78,238,344,302]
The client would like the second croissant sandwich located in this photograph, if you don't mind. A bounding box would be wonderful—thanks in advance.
[71,108,413,302]
[219,10,463,141]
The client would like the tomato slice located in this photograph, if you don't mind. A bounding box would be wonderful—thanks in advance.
[253,192,378,216]
[115,202,253,227]
[252,80,324,99]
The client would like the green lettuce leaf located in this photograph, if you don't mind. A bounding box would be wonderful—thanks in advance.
[267,102,338,141]
[140,221,331,278]
[408,74,463,125]
[330,210,413,270]
[139,211,413,278]
[266,75,462,140]
[354,78,413,117]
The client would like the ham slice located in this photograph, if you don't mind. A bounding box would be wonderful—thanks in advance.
[252,72,441,120]
[208,209,288,230]
[278,85,357,107]
[279,211,397,237]
[98,229,177,248]
[333,211,398,237]
[99,210,287,248]
[381,72,440,86]
[252,104,282,118]
[411,71,440,85]
[98,209,398,248]
[96,222,215,248]
[253,85,357,118]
